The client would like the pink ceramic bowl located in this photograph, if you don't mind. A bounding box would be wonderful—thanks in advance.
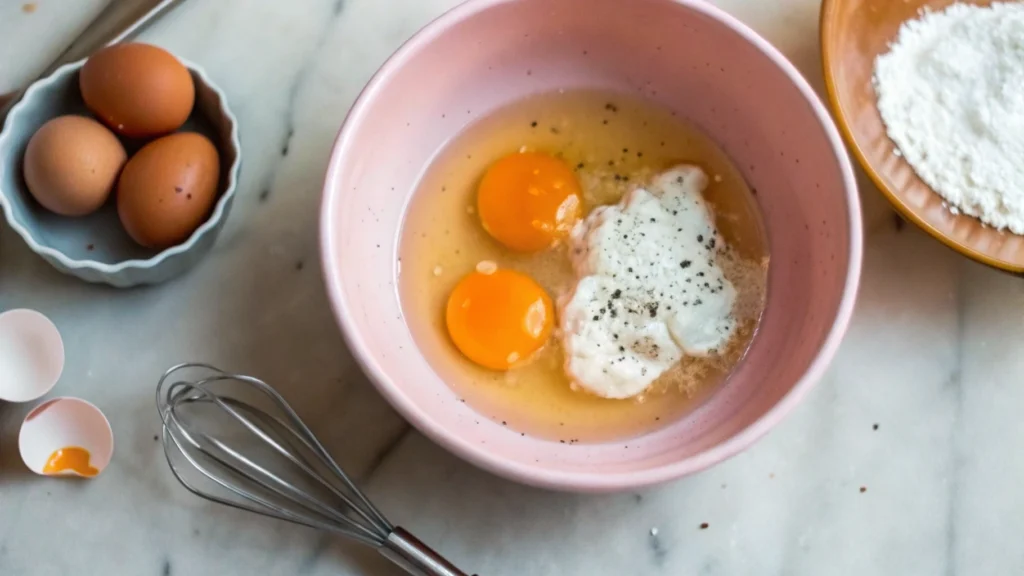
[321,0,861,492]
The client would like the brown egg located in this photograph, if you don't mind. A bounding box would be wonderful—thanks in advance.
[23,115,127,216]
[80,43,194,138]
[117,132,220,249]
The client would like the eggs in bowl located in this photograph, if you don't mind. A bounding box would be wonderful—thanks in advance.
[321,0,860,490]
[400,89,767,442]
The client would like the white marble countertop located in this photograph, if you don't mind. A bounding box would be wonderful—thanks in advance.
[1,0,1020,574]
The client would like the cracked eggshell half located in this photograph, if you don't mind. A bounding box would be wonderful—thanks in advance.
[19,397,113,478]
[0,309,64,403]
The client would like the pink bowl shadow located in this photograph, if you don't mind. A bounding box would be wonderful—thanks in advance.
[321,0,862,492]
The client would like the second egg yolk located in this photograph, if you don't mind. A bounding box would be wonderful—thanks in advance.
[478,152,582,252]
[446,268,553,371]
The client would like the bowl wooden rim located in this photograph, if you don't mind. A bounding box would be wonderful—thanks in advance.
[819,0,1023,273]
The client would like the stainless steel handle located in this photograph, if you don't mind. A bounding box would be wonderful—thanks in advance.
[39,0,188,77]
[1,0,187,119]
[379,527,473,576]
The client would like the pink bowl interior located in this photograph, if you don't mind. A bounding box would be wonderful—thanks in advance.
[321,0,861,490]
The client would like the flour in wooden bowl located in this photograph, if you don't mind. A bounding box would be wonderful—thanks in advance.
[874,2,1024,233]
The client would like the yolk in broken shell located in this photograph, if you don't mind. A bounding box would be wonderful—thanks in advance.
[477,152,582,252]
[446,268,553,370]
[43,446,99,477]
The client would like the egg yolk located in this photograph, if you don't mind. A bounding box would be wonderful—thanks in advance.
[477,152,582,252]
[43,446,98,477]
[446,268,554,370]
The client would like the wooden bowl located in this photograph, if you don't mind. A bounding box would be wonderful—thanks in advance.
[820,0,1024,272]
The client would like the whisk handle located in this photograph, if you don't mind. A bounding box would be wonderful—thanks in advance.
[379,527,473,576]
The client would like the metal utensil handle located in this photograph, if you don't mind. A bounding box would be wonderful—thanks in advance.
[1,0,186,119]
[41,0,188,77]
[379,527,472,576]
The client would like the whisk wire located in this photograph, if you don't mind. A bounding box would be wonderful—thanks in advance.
[160,385,388,546]
[198,433,352,522]
[161,428,382,544]
[215,396,391,533]
[159,377,386,542]
[226,373,394,534]
[156,363,469,576]
[173,372,392,536]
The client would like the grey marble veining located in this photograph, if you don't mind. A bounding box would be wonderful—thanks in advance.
[2,0,1023,574]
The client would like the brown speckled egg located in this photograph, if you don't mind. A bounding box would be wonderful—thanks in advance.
[23,115,127,216]
[80,43,194,138]
[117,132,220,249]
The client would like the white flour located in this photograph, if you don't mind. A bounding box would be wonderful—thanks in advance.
[874,2,1024,233]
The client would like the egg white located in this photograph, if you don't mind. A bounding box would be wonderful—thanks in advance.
[559,165,737,399]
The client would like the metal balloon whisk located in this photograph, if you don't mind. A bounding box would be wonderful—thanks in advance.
[156,363,470,576]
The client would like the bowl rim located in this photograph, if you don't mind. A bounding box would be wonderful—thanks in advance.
[0,56,242,275]
[819,0,1020,273]
[321,0,863,491]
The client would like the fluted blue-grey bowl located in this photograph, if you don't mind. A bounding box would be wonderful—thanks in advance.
[0,58,241,288]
